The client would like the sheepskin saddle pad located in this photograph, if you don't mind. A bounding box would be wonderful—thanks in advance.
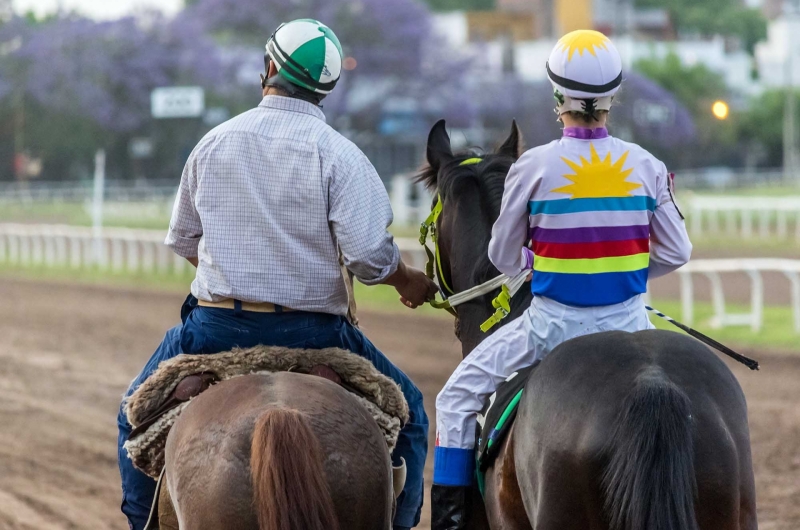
[124,345,410,478]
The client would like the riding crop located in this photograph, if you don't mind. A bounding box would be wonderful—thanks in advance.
[645,305,760,371]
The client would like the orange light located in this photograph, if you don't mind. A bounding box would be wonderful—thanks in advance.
[343,57,357,71]
[712,100,729,120]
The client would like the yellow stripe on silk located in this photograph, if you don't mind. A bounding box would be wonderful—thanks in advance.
[533,253,650,274]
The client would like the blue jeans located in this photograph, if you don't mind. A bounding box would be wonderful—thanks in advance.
[118,297,428,529]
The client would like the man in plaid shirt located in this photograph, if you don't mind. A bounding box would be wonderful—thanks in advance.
[117,19,437,530]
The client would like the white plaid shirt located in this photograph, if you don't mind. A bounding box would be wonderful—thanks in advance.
[165,95,400,316]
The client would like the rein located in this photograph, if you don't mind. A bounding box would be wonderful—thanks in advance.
[419,158,530,333]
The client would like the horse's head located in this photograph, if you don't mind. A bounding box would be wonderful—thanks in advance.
[416,119,532,356]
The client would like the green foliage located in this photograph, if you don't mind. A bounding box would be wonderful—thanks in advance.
[737,89,800,166]
[635,0,766,53]
[723,7,769,55]
[634,53,738,167]
[420,0,494,11]
[635,53,727,112]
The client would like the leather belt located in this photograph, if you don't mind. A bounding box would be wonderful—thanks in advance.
[198,299,294,313]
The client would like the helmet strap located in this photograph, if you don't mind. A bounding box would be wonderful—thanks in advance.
[263,56,326,106]
[554,92,613,121]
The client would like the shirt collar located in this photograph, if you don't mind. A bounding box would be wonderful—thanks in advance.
[563,127,609,140]
[259,95,327,123]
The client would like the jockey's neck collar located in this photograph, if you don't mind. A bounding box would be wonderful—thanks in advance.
[563,127,609,140]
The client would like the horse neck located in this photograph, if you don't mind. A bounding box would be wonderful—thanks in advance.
[442,183,503,358]
[444,187,532,359]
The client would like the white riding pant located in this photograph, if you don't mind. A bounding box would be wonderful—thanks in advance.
[435,294,655,449]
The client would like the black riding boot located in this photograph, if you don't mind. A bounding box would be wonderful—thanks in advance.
[431,484,470,530]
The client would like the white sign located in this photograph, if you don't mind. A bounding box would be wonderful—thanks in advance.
[129,137,154,159]
[151,87,205,119]
[633,100,674,127]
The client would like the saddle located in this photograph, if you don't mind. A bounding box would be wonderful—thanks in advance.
[475,359,541,494]
[124,345,409,479]
[128,365,344,440]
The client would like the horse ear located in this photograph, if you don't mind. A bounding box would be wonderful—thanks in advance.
[426,119,454,172]
[496,119,524,160]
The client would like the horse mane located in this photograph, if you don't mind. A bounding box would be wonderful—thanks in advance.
[414,150,516,287]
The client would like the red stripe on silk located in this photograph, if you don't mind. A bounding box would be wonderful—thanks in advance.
[533,238,650,260]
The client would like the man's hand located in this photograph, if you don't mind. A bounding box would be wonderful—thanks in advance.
[383,261,439,309]
[187,256,199,268]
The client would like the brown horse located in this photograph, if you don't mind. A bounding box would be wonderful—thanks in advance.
[419,119,758,530]
[161,371,394,529]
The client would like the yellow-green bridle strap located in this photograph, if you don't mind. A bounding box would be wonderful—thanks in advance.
[420,157,520,327]
[419,195,455,295]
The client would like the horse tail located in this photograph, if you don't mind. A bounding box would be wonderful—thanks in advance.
[601,369,699,530]
[250,408,340,530]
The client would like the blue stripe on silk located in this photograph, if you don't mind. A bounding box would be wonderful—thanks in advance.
[433,447,475,486]
[531,268,649,307]
[528,196,657,216]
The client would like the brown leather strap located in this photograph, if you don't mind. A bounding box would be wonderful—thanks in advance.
[129,373,219,440]
[339,250,359,327]
[197,299,294,313]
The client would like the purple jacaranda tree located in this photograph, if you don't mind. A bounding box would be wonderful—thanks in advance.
[617,72,696,149]
[0,13,224,132]
[179,0,470,128]
[182,0,430,75]
[467,72,696,166]
[0,13,228,180]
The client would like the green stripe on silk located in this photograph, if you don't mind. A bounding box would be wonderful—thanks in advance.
[533,252,650,274]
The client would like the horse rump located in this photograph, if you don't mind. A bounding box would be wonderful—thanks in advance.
[250,408,340,530]
[601,368,698,530]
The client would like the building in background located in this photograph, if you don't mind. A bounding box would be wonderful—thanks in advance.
[0,0,11,22]
[433,10,756,96]
[496,0,670,39]
[756,13,800,87]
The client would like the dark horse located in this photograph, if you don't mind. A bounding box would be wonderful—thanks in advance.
[161,371,394,529]
[419,119,757,530]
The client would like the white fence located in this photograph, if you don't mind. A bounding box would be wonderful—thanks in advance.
[677,259,800,333]
[0,224,190,275]
[0,224,427,278]
[2,223,799,334]
[687,196,800,240]
[0,180,178,203]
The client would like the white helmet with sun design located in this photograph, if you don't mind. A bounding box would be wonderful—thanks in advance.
[547,30,622,116]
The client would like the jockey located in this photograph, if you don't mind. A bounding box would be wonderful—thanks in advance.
[431,30,692,529]
[117,19,438,530]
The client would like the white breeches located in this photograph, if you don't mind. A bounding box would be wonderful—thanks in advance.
[435,294,655,449]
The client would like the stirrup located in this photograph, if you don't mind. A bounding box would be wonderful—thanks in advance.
[393,457,407,500]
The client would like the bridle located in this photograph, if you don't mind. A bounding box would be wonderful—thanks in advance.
[418,158,531,333]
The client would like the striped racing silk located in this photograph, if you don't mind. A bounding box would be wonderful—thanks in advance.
[507,129,670,307]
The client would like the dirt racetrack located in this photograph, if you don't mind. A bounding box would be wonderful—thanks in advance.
[0,278,797,530]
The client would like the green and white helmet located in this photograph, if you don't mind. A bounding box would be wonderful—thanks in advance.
[266,19,343,95]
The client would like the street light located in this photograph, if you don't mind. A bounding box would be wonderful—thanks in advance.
[712,100,729,120]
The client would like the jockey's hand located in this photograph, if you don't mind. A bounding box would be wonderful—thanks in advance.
[384,261,438,309]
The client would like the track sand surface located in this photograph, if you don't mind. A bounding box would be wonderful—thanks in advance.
[0,279,797,529]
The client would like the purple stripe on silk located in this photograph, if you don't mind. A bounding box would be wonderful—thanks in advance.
[523,247,534,269]
[531,225,650,244]
[563,127,609,140]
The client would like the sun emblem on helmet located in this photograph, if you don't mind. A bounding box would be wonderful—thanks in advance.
[558,30,611,61]
[552,144,641,199]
